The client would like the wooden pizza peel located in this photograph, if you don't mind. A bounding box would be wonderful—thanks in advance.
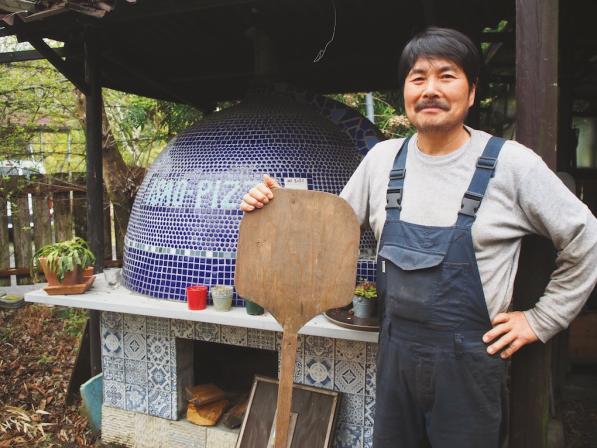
[235,188,360,448]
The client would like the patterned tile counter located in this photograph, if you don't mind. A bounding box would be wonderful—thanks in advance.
[25,278,379,448]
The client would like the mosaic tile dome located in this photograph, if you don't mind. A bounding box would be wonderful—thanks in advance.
[122,89,382,301]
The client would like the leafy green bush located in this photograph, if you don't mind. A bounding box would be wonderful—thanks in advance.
[354,281,377,299]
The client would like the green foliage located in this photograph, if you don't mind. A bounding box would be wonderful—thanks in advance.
[0,36,204,175]
[59,307,88,337]
[331,91,416,139]
[37,353,54,365]
[354,281,377,299]
[32,237,95,281]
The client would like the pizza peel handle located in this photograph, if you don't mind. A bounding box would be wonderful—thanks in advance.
[235,188,360,448]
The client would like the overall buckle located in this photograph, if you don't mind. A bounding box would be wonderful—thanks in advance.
[459,191,483,217]
[386,188,402,209]
[477,156,498,171]
[389,168,406,180]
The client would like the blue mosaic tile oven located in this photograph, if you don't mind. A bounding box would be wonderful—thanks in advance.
[122,89,381,302]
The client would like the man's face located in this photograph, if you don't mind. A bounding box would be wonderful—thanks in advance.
[403,57,475,134]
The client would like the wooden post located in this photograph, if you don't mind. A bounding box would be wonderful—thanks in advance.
[53,192,73,242]
[511,1,559,447]
[103,200,112,262]
[515,0,559,167]
[0,196,10,286]
[114,203,124,261]
[73,191,88,239]
[32,194,52,252]
[84,32,104,377]
[12,196,33,285]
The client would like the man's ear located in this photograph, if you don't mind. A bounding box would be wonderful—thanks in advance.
[468,81,477,108]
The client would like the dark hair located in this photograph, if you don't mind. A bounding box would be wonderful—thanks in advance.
[398,27,480,89]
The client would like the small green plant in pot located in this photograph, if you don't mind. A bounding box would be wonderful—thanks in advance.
[33,237,96,286]
[352,281,377,319]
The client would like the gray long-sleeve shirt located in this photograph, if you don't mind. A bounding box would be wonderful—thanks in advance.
[340,128,597,342]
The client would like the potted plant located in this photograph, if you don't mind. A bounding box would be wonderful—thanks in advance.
[32,237,96,286]
[352,281,377,319]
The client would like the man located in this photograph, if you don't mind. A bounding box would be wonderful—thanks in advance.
[240,28,597,448]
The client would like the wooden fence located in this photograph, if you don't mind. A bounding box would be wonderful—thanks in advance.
[0,174,123,286]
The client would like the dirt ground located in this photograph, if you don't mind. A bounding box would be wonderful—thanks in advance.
[0,303,596,447]
[0,304,99,447]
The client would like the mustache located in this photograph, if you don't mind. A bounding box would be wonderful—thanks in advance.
[415,100,450,112]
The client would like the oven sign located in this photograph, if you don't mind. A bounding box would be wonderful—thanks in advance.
[142,176,311,210]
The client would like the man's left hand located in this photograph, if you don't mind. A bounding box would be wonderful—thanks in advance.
[482,311,539,359]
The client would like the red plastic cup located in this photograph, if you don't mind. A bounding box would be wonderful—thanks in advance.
[186,285,208,310]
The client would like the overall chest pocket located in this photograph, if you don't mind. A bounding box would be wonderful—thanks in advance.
[378,244,445,323]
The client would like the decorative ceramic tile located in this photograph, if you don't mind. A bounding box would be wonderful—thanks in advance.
[171,319,194,339]
[364,395,375,428]
[102,329,123,358]
[123,314,146,334]
[148,362,171,392]
[171,393,179,421]
[365,363,376,397]
[334,360,365,394]
[334,423,363,448]
[294,355,304,383]
[146,317,170,337]
[102,356,124,382]
[275,332,305,355]
[304,335,334,358]
[125,359,147,387]
[125,384,148,413]
[335,340,366,362]
[366,342,378,365]
[194,322,220,342]
[147,334,171,364]
[101,312,123,332]
[363,426,373,448]
[148,389,172,419]
[170,338,178,366]
[170,364,177,393]
[104,380,125,408]
[220,326,247,346]
[304,355,334,390]
[124,332,147,360]
[339,393,364,426]
[277,351,304,384]
[247,328,276,351]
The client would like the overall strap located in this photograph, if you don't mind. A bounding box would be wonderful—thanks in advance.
[456,136,506,227]
[385,136,411,221]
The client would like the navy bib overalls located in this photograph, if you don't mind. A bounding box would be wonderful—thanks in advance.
[373,137,508,448]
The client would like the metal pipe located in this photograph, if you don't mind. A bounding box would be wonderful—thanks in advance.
[366,92,375,123]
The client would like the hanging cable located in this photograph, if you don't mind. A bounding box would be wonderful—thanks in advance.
[313,0,337,63]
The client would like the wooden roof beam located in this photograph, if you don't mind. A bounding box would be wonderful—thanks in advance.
[27,36,87,94]
[0,47,64,63]
[108,0,254,22]
[103,52,210,111]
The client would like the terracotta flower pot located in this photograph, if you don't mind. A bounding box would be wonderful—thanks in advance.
[39,257,59,286]
[62,266,83,285]
[39,257,83,286]
[83,266,94,279]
